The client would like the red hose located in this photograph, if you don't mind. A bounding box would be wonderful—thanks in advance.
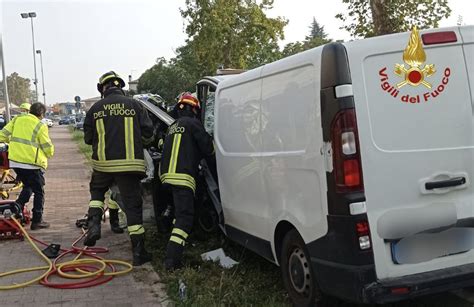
[4,217,126,289]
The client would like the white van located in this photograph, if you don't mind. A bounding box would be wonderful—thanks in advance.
[195,26,474,305]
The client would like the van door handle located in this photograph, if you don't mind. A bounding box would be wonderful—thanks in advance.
[425,177,466,190]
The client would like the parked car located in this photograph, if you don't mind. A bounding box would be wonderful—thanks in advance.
[74,119,84,130]
[59,117,75,125]
[41,118,54,128]
[58,117,69,125]
[67,116,77,124]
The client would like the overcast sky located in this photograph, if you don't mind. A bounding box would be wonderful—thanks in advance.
[1,0,473,105]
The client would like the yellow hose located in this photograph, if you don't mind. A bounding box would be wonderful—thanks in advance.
[0,218,52,290]
[0,218,133,290]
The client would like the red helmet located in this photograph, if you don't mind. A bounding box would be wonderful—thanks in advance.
[178,94,200,110]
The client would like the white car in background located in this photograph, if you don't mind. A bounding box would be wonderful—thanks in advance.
[41,118,54,128]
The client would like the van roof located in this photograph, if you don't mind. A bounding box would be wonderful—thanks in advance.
[343,26,465,50]
[197,74,237,87]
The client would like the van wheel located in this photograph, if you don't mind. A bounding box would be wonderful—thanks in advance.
[281,229,321,307]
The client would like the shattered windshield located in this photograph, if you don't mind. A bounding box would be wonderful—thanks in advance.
[204,91,215,136]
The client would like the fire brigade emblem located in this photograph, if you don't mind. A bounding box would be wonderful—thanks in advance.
[394,27,436,89]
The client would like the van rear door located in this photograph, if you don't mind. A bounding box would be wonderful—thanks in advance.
[345,26,474,280]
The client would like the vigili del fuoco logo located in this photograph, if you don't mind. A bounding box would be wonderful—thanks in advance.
[379,27,451,104]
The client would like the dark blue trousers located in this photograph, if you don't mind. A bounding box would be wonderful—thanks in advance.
[13,168,45,223]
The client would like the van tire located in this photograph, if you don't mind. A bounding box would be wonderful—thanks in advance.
[281,229,322,307]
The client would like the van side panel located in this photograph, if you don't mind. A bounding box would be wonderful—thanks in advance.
[259,47,329,246]
[214,68,272,243]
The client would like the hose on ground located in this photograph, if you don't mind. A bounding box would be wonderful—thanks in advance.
[0,217,133,290]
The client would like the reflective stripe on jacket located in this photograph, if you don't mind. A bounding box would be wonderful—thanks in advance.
[83,88,154,174]
[0,114,54,169]
[159,115,214,193]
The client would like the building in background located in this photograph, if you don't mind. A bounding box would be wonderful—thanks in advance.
[128,75,138,94]
[0,102,20,116]
[82,96,101,111]
[53,102,78,115]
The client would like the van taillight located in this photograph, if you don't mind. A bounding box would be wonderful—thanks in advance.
[331,109,363,193]
[422,31,457,45]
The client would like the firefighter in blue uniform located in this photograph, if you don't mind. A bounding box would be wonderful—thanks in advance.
[160,94,214,270]
[83,71,154,266]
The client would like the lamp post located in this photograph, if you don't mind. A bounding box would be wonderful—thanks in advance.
[36,50,46,105]
[20,12,38,103]
[0,36,11,122]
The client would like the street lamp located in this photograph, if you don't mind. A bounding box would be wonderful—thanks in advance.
[0,35,11,122]
[36,50,46,104]
[20,12,38,103]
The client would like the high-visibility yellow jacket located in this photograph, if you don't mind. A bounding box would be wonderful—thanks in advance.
[0,114,54,169]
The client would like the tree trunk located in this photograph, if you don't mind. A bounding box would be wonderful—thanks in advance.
[370,0,394,36]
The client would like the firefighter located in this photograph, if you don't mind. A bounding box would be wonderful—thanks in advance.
[160,94,214,270]
[19,102,31,114]
[0,102,54,229]
[83,71,154,266]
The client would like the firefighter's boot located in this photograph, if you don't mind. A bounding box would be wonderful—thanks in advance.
[109,209,124,234]
[84,208,102,246]
[131,234,152,266]
[164,241,184,271]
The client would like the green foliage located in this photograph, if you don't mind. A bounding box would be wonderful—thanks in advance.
[306,17,327,40]
[137,57,195,103]
[179,0,287,74]
[246,40,282,69]
[282,18,331,58]
[145,226,289,306]
[5,72,32,105]
[336,0,452,38]
[137,3,338,102]
[69,127,92,163]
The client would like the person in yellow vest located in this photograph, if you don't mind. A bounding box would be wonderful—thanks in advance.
[19,102,31,114]
[0,103,54,230]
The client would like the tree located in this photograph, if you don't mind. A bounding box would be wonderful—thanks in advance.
[306,17,327,40]
[281,42,305,58]
[6,72,31,106]
[246,41,282,69]
[137,57,195,103]
[180,0,287,76]
[336,0,451,38]
[281,18,331,58]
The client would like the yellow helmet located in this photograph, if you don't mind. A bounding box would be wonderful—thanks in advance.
[97,71,126,94]
[19,102,31,111]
